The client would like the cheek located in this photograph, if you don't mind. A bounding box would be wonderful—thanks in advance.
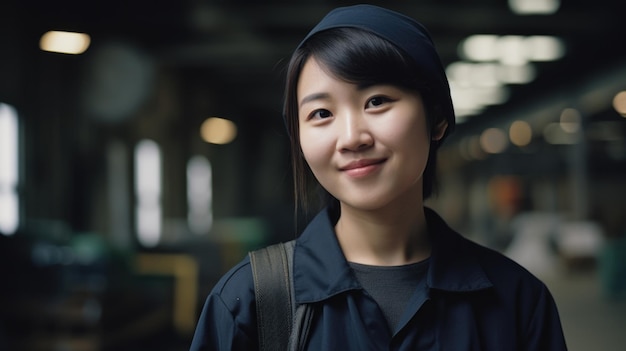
[299,129,329,170]
[376,117,430,151]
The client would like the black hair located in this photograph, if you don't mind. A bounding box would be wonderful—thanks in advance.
[283,27,446,215]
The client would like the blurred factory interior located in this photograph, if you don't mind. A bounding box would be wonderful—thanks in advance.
[1,0,626,350]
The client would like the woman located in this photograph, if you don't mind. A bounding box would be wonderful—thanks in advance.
[190,4,567,350]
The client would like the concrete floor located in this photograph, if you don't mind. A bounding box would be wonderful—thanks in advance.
[542,271,626,351]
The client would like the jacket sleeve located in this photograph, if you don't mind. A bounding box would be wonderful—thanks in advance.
[523,283,568,350]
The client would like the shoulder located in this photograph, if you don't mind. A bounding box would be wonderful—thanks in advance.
[443,234,567,349]
[427,207,548,297]
[462,236,552,299]
[210,255,256,313]
[460,234,540,280]
[426,206,546,291]
[191,256,258,350]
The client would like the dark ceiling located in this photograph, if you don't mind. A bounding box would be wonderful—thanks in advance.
[3,0,626,141]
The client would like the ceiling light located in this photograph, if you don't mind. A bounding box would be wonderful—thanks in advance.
[613,91,626,117]
[480,128,509,154]
[200,117,237,145]
[449,82,486,113]
[40,31,91,54]
[447,62,500,88]
[560,108,582,133]
[460,34,565,66]
[509,120,533,147]
[497,64,536,84]
[525,36,565,61]
[509,0,560,15]
[459,35,499,61]
[497,36,528,66]
[449,82,509,115]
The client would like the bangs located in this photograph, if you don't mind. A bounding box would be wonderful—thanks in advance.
[302,28,427,91]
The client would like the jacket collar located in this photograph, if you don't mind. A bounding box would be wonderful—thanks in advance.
[293,209,360,303]
[293,207,493,304]
[423,207,493,292]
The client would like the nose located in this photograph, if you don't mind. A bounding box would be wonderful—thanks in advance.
[336,112,374,152]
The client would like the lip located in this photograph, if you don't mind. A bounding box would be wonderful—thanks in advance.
[339,158,386,178]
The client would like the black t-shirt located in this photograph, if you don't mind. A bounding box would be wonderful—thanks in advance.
[349,259,429,331]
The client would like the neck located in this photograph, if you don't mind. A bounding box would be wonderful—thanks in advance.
[335,200,431,266]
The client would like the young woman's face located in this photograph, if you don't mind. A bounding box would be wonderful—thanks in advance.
[297,57,440,212]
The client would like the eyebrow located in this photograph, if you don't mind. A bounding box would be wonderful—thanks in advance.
[299,92,330,108]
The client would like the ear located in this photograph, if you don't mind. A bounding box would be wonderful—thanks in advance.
[431,119,449,141]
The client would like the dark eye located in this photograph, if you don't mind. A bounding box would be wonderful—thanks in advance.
[311,109,332,119]
[366,96,390,108]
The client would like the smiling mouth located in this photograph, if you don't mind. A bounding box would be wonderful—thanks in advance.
[339,159,386,177]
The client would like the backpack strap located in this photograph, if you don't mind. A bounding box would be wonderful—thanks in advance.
[249,240,313,351]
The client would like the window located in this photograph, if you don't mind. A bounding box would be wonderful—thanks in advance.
[0,103,19,235]
[134,139,162,246]
[187,155,213,235]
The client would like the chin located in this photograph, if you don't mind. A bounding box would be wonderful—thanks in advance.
[338,196,395,212]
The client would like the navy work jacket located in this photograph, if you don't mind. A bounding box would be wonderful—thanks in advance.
[190,208,568,350]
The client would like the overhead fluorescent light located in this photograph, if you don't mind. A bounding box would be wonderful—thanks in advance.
[509,0,560,15]
[40,31,91,54]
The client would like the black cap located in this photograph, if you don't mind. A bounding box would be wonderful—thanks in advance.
[297,4,455,139]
